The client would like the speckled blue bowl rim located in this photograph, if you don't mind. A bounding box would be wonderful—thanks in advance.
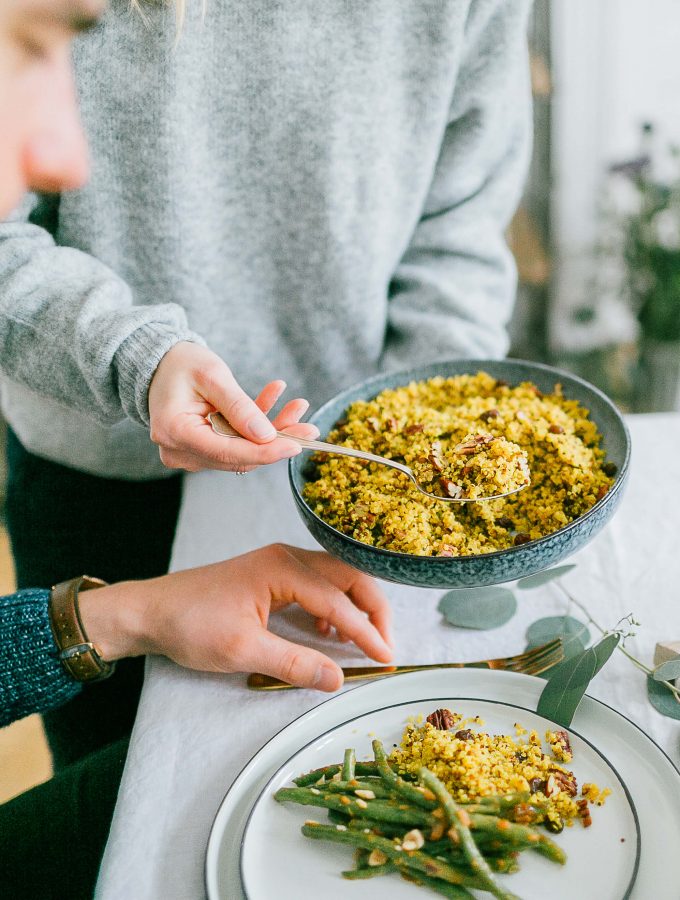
[288,358,632,564]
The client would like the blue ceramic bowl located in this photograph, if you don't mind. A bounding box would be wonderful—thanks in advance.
[289,359,631,588]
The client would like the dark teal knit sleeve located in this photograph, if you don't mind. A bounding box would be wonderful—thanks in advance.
[0,588,81,728]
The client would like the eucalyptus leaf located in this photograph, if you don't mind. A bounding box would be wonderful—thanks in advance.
[536,634,619,727]
[653,659,680,682]
[526,616,590,659]
[647,676,680,720]
[438,587,517,630]
[516,565,577,590]
[592,633,620,672]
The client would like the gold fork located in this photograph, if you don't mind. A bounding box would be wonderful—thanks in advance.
[247,638,564,690]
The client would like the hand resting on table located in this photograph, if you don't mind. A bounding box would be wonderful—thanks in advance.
[77,545,394,691]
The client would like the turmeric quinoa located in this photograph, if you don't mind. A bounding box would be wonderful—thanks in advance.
[389,710,609,832]
[303,371,616,557]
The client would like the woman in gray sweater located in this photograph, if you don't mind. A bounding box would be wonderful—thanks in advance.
[0,0,532,766]
[0,8,393,895]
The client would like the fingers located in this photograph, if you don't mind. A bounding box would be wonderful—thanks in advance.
[345,576,394,650]
[272,398,320,439]
[254,380,288,416]
[270,546,393,663]
[158,423,303,473]
[315,619,331,636]
[278,422,320,440]
[287,548,394,650]
[246,630,343,691]
[271,398,309,430]
[196,363,278,444]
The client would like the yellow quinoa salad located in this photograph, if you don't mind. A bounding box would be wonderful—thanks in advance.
[303,371,617,557]
[390,709,608,833]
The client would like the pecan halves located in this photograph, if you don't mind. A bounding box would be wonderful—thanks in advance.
[479,409,500,422]
[577,799,593,828]
[426,708,457,730]
[453,434,495,455]
[439,478,463,499]
[428,452,444,473]
[548,767,578,797]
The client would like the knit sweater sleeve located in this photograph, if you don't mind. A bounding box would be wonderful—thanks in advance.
[0,193,205,428]
[381,0,533,368]
[0,588,81,728]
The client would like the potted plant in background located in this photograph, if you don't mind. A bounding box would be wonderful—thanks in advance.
[609,124,680,411]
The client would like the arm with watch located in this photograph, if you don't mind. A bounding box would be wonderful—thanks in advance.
[0,544,394,729]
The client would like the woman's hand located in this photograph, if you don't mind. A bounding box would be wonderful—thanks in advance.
[147,341,319,472]
[78,545,393,692]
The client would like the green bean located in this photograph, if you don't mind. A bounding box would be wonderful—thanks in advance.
[396,869,478,899]
[372,739,437,810]
[469,815,542,848]
[293,764,342,787]
[325,780,392,799]
[474,792,531,811]
[301,822,486,889]
[342,748,356,782]
[327,808,351,826]
[467,814,564,864]
[293,761,380,786]
[419,769,521,900]
[346,818,407,838]
[426,840,520,866]
[531,832,567,865]
[275,787,433,828]
[342,861,397,879]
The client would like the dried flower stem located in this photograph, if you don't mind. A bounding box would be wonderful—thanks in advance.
[558,584,680,701]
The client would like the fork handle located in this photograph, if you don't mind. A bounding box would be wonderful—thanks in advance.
[208,412,412,475]
[247,661,490,690]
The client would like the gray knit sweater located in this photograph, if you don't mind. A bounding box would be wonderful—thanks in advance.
[0,0,532,480]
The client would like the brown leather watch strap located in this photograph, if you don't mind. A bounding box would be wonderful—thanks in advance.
[49,576,116,683]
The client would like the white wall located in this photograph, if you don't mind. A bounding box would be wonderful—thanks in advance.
[551,0,680,351]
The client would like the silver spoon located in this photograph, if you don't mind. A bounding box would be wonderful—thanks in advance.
[208,412,529,503]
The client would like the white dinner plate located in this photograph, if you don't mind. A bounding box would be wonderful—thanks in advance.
[205,670,680,900]
[241,698,639,900]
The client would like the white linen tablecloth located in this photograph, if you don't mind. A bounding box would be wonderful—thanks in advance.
[96,413,680,899]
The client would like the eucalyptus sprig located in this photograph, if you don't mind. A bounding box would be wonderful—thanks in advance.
[438,564,680,726]
[554,580,680,706]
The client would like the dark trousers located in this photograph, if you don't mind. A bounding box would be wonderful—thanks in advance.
[0,737,129,900]
[4,429,183,769]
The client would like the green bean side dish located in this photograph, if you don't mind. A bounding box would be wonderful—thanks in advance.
[273,740,567,900]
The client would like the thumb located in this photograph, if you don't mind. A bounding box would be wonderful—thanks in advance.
[249,631,343,691]
[197,362,277,443]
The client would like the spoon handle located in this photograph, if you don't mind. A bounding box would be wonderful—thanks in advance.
[207,412,412,474]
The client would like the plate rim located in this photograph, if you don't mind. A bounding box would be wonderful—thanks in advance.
[204,671,680,900]
[239,695,641,900]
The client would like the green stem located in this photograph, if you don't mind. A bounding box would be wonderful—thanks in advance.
[558,584,680,701]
